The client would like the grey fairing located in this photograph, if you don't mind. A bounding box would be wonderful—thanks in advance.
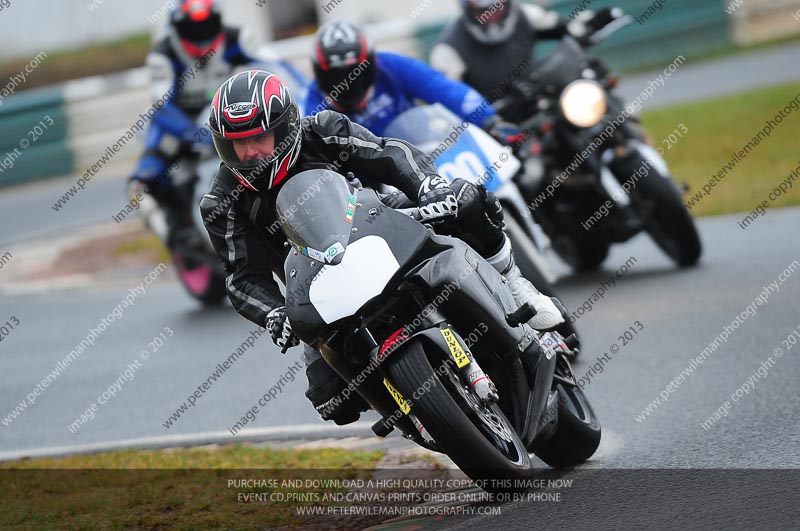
[283,188,430,344]
[523,350,557,447]
[403,234,534,357]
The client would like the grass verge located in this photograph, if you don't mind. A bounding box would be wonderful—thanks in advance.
[0,33,151,91]
[114,230,170,264]
[641,82,800,217]
[1,444,384,530]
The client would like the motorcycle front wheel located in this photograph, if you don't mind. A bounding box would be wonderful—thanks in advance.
[172,248,227,306]
[387,340,533,491]
[628,154,702,267]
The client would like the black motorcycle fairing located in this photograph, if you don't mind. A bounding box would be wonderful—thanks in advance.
[402,234,536,358]
[521,345,557,447]
[532,37,611,95]
[283,186,431,344]
[278,174,554,450]
[532,39,588,93]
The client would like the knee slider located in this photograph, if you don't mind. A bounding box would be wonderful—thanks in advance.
[483,190,504,230]
[447,179,505,255]
[451,179,504,227]
[450,179,487,216]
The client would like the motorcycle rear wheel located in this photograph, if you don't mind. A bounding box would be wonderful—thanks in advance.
[173,255,227,306]
[532,383,601,468]
[388,340,533,490]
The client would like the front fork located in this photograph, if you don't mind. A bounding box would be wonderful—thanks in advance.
[372,317,570,453]
[367,321,499,447]
[415,325,499,404]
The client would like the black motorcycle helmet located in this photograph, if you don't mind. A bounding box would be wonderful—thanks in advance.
[460,0,519,44]
[311,20,377,113]
[170,0,223,57]
[209,70,302,192]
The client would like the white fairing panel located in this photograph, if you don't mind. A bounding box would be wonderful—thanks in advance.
[309,235,401,324]
[469,127,522,181]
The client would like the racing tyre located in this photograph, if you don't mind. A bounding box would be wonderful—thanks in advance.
[387,340,533,490]
[533,383,601,468]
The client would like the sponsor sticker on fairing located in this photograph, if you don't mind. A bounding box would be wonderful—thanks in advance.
[325,242,345,262]
[345,193,357,223]
[307,247,326,262]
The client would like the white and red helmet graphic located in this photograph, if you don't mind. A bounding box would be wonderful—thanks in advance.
[209,70,302,191]
[170,0,224,57]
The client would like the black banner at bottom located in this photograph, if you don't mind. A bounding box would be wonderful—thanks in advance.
[1,468,798,530]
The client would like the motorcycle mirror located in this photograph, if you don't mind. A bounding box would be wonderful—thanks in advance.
[345,171,363,190]
[589,15,633,45]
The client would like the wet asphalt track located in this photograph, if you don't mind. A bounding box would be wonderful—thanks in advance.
[2,207,799,468]
[1,44,799,529]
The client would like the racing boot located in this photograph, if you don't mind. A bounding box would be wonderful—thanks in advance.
[487,236,565,331]
[305,358,369,426]
[127,179,163,236]
[142,178,199,249]
[127,178,194,249]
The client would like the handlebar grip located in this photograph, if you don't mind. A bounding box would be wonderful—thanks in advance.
[281,334,297,354]
[492,97,511,114]
[397,207,422,221]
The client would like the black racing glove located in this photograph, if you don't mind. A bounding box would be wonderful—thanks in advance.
[418,175,458,223]
[483,114,526,146]
[266,306,300,351]
[508,79,538,103]
[586,7,625,34]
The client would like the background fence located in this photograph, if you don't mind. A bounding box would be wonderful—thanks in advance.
[2,0,793,187]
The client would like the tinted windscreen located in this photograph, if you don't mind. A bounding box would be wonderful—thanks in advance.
[534,40,587,92]
[276,170,356,264]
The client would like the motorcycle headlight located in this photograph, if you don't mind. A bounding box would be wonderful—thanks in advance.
[560,80,607,128]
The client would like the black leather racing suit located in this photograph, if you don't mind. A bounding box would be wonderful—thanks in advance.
[431,4,579,120]
[133,27,260,236]
[200,110,505,422]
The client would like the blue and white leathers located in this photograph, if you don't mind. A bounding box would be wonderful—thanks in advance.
[304,52,495,137]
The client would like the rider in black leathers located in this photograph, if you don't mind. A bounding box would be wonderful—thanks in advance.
[201,70,564,425]
[130,0,267,250]
[431,0,621,120]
